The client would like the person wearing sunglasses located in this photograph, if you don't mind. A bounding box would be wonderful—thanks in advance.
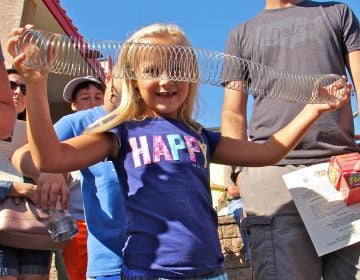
[0,68,52,279]
[0,44,16,139]
[7,68,26,121]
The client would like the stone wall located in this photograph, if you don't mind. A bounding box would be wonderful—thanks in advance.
[218,215,252,280]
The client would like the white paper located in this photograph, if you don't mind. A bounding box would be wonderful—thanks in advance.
[282,162,360,256]
[0,120,26,182]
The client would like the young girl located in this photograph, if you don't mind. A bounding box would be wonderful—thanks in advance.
[8,24,350,280]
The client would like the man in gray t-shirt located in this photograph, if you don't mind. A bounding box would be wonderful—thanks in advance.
[221,1,360,279]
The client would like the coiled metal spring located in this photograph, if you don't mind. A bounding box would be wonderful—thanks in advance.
[15,29,345,104]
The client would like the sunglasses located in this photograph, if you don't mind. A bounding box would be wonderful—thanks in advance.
[10,81,26,95]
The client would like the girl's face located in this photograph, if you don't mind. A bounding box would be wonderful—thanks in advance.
[134,37,190,119]
[8,73,26,115]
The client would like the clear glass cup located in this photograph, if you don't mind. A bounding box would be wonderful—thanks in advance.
[46,208,79,242]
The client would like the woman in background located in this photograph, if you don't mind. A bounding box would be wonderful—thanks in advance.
[0,68,52,280]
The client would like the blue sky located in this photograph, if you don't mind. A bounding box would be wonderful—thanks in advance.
[60,0,359,130]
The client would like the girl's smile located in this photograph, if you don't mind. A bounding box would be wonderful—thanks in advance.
[156,91,177,97]
[135,37,190,119]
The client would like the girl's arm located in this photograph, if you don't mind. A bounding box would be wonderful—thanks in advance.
[7,26,114,173]
[213,78,351,166]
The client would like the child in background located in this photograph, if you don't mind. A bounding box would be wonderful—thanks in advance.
[57,75,105,280]
[8,23,350,280]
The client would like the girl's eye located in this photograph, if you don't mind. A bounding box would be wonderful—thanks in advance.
[144,67,160,78]
[171,66,182,76]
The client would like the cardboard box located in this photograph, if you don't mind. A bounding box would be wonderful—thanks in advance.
[328,152,360,205]
[339,173,360,205]
[328,152,360,190]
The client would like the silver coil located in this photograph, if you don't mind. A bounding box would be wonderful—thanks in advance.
[15,29,345,104]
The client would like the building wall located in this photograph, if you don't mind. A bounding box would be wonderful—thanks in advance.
[0,0,73,123]
[0,0,40,67]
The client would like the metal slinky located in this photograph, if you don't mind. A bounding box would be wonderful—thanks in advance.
[15,29,345,104]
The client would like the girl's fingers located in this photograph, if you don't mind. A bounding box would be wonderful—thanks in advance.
[10,27,23,37]
[12,53,26,66]
[23,24,35,31]
[6,36,19,57]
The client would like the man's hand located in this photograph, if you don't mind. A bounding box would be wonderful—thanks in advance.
[226,184,240,198]
[218,184,240,204]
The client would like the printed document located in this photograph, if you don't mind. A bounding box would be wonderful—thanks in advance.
[282,162,360,256]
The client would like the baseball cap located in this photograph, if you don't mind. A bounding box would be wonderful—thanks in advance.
[63,76,103,103]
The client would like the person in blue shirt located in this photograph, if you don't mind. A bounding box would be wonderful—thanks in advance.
[53,75,106,280]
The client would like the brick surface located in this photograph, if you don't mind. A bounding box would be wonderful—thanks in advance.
[219,215,252,280]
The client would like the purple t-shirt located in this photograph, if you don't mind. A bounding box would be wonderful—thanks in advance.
[110,117,223,277]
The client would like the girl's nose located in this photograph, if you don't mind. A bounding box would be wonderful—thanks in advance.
[159,71,175,85]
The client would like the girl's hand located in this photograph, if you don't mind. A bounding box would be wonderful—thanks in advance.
[311,75,351,114]
[6,24,49,84]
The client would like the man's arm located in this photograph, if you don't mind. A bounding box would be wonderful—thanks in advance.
[345,50,360,113]
[0,43,16,139]
[221,81,249,140]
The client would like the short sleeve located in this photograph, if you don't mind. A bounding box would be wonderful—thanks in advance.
[54,116,76,141]
[340,4,360,54]
[108,126,122,159]
[202,129,221,156]
[221,26,250,84]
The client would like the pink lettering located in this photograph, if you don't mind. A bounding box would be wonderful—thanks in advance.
[184,136,201,162]
[153,135,173,162]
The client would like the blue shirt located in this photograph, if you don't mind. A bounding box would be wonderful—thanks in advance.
[54,106,126,277]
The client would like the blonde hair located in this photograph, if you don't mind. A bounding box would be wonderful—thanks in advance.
[86,23,201,134]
